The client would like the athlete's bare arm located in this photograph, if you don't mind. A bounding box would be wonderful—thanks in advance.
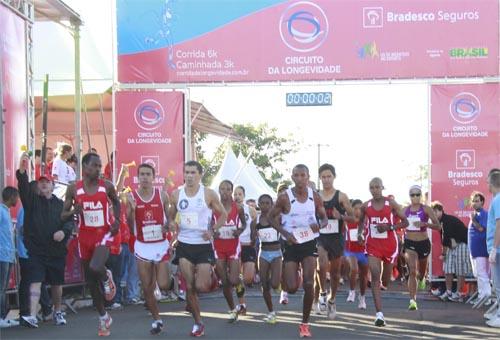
[424,205,441,230]
[389,198,409,231]
[206,188,227,231]
[357,202,368,245]
[167,190,180,243]
[126,192,136,236]
[61,183,80,221]
[235,203,247,237]
[339,192,355,222]
[105,180,121,235]
[313,191,327,232]
[161,191,170,232]
[269,192,296,244]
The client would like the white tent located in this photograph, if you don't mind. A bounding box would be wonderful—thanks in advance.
[210,148,275,201]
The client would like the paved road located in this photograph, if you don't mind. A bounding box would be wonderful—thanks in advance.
[2,288,498,339]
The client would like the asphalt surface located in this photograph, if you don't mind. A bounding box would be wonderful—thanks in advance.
[1,286,498,339]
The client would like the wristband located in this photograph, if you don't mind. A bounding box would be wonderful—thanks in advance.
[390,225,396,231]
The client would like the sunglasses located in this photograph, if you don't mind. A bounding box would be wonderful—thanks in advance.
[410,193,421,197]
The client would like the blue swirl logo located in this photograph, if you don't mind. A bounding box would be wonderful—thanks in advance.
[134,99,165,131]
[449,92,481,124]
[279,1,329,53]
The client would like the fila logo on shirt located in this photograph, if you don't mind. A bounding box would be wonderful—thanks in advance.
[371,217,389,224]
[83,201,103,210]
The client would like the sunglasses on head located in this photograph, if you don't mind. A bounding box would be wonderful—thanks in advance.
[410,193,421,197]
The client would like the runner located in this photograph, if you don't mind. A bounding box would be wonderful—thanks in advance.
[344,199,368,309]
[234,185,257,315]
[269,164,328,337]
[62,152,121,336]
[316,164,354,319]
[168,161,227,337]
[276,182,291,305]
[357,177,408,327]
[126,163,171,334]
[403,185,441,311]
[253,194,282,324]
[213,180,247,323]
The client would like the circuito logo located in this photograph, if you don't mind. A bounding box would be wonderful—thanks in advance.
[134,99,165,131]
[279,1,329,53]
[449,92,481,124]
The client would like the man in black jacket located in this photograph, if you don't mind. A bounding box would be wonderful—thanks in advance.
[17,153,73,328]
[432,201,472,302]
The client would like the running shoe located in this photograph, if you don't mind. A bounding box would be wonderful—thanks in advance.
[318,292,328,314]
[0,318,20,328]
[408,299,418,311]
[486,316,500,328]
[299,323,312,338]
[449,292,465,303]
[439,291,451,301]
[279,291,288,305]
[98,313,112,337]
[236,304,247,316]
[374,312,385,327]
[53,311,67,325]
[346,290,356,303]
[21,315,38,328]
[150,319,164,335]
[484,309,498,320]
[327,299,337,320]
[190,323,205,337]
[102,269,116,302]
[358,295,367,310]
[263,312,277,324]
[418,279,426,290]
[228,309,238,323]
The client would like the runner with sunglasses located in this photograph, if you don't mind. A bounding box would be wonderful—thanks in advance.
[402,185,441,311]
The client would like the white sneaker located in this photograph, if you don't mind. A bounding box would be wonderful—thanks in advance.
[279,291,288,305]
[346,290,356,303]
[374,312,385,327]
[327,300,337,320]
[358,295,367,310]
[486,315,500,328]
[318,293,328,314]
[0,318,19,328]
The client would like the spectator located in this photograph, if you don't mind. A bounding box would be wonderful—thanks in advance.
[34,149,42,180]
[432,201,472,302]
[0,186,19,328]
[468,191,491,305]
[16,207,53,325]
[45,146,54,177]
[485,169,500,327]
[52,143,75,199]
[17,153,74,328]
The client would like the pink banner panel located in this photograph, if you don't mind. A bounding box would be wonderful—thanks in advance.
[1,4,28,186]
[114,91,185,191]
[430,83,500,277]
[117,0,499,83]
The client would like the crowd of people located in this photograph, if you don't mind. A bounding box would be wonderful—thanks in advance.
[0,148,499,337]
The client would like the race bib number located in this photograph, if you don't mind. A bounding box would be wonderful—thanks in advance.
[258,227,278,243]
[370,224,387,239]
[142,224,164,242]
[349,228,359,241]
[219,225,237,239]
[292,227,317,244]
[83,210,104,227]
[407,216,421,231]
[180,213,204,230]
[320,219,339,234]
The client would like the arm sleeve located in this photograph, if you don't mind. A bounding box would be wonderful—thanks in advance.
[16,170,34,211]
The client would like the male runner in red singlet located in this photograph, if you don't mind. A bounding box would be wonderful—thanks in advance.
[62,153,121,336]
[357,178,408,327]
[213,180,246,323]
[127,163,170,334]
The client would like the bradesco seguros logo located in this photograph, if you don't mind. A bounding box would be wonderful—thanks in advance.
[279,1,329,53]
[134,99,165,131]
[449,92,481,124]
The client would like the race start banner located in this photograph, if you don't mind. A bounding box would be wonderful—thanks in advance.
[117,0,499,83]
[115,91,185,191]
[430,83,500,277]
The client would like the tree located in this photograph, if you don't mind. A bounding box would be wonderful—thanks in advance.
[195,123,298,189]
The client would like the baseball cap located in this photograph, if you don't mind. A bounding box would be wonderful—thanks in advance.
[37,174,53,182]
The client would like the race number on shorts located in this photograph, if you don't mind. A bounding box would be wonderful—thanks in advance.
[370,225,387,239]
[218,225,237,239]
[320,219,339,234]
[292,226,317,244]
[142,224,164,242]
[83,210,105,227]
